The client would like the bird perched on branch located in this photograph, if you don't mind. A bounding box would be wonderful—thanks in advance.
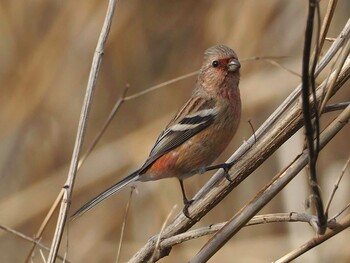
[72,44,241,220]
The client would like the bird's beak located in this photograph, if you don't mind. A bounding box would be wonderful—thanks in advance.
[227,59,241,72]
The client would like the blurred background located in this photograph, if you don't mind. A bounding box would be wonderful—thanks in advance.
[0,0,349,262]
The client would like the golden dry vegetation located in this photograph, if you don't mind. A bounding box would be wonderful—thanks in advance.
[0,1,349,262]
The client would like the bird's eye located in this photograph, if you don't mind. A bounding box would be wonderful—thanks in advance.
[212,60,219,67]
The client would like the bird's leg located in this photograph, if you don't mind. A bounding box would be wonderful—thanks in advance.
[203,161,236,182]
[178,179,193,219]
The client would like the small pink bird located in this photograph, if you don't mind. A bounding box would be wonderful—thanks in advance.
[72,44,241,219]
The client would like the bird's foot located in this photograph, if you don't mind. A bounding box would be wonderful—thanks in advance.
[204,162,235,182]
[183,199,194,219]
[221,162,234,182]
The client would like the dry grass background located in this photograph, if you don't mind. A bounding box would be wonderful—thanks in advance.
[0,1,349,262]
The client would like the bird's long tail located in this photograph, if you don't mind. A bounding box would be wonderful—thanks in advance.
[71,170,140,220]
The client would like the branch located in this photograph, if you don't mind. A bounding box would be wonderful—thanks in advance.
[325,156,350,217]
[124,71,199,101]
[0,224,70,263]
[47,1,118,262]
[318,0,338,51]
[320,32,350,113]
[330,202,350,221]
[324,102,350,113]
[116,186,134,263]
[160,212,338,248]
[275,213,350,263]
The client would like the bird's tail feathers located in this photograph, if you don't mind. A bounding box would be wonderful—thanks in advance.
[71,170,140,220]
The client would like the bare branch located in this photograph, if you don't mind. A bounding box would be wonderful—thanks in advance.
[160,212,339,248]
[47,1,118,262]
[124,71,199,101]
[116,186,134,263]
[0,224,70,263]
[330,202,350,221]
[325,156,350,216]
[243,55,300,77]
[150,205,178,262]
[275,213,350,263]
[25,188,64,262]
[79,86,129,169]
[318,0,338,51]
[320,34,350,113]
[324,102,350,113]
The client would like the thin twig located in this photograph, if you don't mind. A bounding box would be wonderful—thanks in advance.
[47,1,118,262]
[124,71,199,101]
[0,225,70,263]
[25,189,64,262]
[160,212,338,248]
[275,213,350,263]
[241,55,290,61]
[330,202,350,221]
[264,58,300,77]
[150,205,178,262]
[318,0,338,51]
[324,102,350,113]
[320,34,350,113]
[325,157,350,217]
[79,85,129,169]
[116,186,135,263]
[39,249,47,263]
[313,0,338,117]
[242,55,300,77]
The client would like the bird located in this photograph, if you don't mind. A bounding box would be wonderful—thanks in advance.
[72,44,241,220]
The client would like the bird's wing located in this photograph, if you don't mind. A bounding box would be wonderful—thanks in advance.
[139,96,217,173]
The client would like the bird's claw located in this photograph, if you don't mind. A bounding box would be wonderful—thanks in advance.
[222,162,234,182]
[183,199,194,219]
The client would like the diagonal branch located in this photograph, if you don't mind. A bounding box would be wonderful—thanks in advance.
[0,224,70,263]
[160,212,338,249]
[325,156,350,217]
[275,213,350,263]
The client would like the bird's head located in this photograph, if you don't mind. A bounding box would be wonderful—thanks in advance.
[198,45,240,93]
